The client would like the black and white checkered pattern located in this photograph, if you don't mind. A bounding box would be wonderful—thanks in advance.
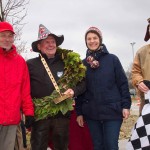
[126,99,150,150]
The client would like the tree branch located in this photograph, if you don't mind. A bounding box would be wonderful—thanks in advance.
[1,0,30,53]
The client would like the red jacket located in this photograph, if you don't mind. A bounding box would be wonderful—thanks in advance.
[0,45,34,125]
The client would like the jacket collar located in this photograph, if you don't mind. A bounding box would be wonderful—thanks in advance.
[0,45,17,57]
[101,44,109,54]
[39,52,61,64]
[86,44,109,59]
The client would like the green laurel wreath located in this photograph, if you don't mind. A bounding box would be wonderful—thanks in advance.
[33,47,86,121]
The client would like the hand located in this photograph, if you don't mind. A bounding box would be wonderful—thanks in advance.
[138,82,149,93]
[76,115,84,127]
[63,88,74,98]
[143,80,150,89]
[122,109,130,119]
[25,116,35,129]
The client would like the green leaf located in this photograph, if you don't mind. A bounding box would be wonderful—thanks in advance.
[33,48,86,121]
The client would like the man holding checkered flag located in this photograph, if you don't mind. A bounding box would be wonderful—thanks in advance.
[127,18,150,150]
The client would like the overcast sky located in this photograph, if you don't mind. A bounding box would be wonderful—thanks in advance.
[21,0,150,70]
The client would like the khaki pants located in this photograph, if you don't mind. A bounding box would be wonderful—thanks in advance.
[0,125,17,150]
[139,96,145,115]
[15,123,27,150]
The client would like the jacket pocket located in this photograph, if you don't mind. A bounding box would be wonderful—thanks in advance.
[108,101,122,114]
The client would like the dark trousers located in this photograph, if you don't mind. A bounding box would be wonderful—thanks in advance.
[31,117,70,150]
[86,119,122,150]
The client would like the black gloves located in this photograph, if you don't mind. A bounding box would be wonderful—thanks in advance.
[143,80,150,89]
[25,116,35,129]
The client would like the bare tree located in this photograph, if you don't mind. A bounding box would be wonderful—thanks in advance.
[0,0,29,53]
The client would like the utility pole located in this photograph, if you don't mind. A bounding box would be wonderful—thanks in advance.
[130,42,136,62]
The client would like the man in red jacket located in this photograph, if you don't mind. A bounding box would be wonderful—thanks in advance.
[0,21,34,150]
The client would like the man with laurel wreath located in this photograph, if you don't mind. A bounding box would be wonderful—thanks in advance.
[27,24,86,150]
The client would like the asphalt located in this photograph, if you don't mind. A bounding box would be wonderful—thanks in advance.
[47,140,128,150]
[119,139,128,150]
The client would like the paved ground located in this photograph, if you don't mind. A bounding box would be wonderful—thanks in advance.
[119,139,128,150]
[47,140,128,150]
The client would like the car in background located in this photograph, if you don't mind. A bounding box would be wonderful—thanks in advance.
[130,89,136,96]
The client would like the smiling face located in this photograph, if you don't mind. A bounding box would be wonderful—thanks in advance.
[37,35,57,58]
[86,32,101,51]
[0,31,14,50]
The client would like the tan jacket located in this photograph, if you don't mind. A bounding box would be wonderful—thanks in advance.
[132,44,150,88]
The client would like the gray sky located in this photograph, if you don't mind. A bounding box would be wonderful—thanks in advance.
[21,0,150,70]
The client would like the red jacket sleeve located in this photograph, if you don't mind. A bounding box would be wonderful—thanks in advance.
[21,62,34,116]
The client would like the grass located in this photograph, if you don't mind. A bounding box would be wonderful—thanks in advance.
[119,113,138,139]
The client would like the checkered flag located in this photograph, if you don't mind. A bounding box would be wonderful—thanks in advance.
[126,94,150,150]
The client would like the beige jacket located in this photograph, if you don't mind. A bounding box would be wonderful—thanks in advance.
[132,44,150,88]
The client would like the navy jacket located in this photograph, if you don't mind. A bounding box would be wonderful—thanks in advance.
[75,44,131,120]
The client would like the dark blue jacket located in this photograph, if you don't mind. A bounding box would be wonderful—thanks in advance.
[75,44,131,120]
